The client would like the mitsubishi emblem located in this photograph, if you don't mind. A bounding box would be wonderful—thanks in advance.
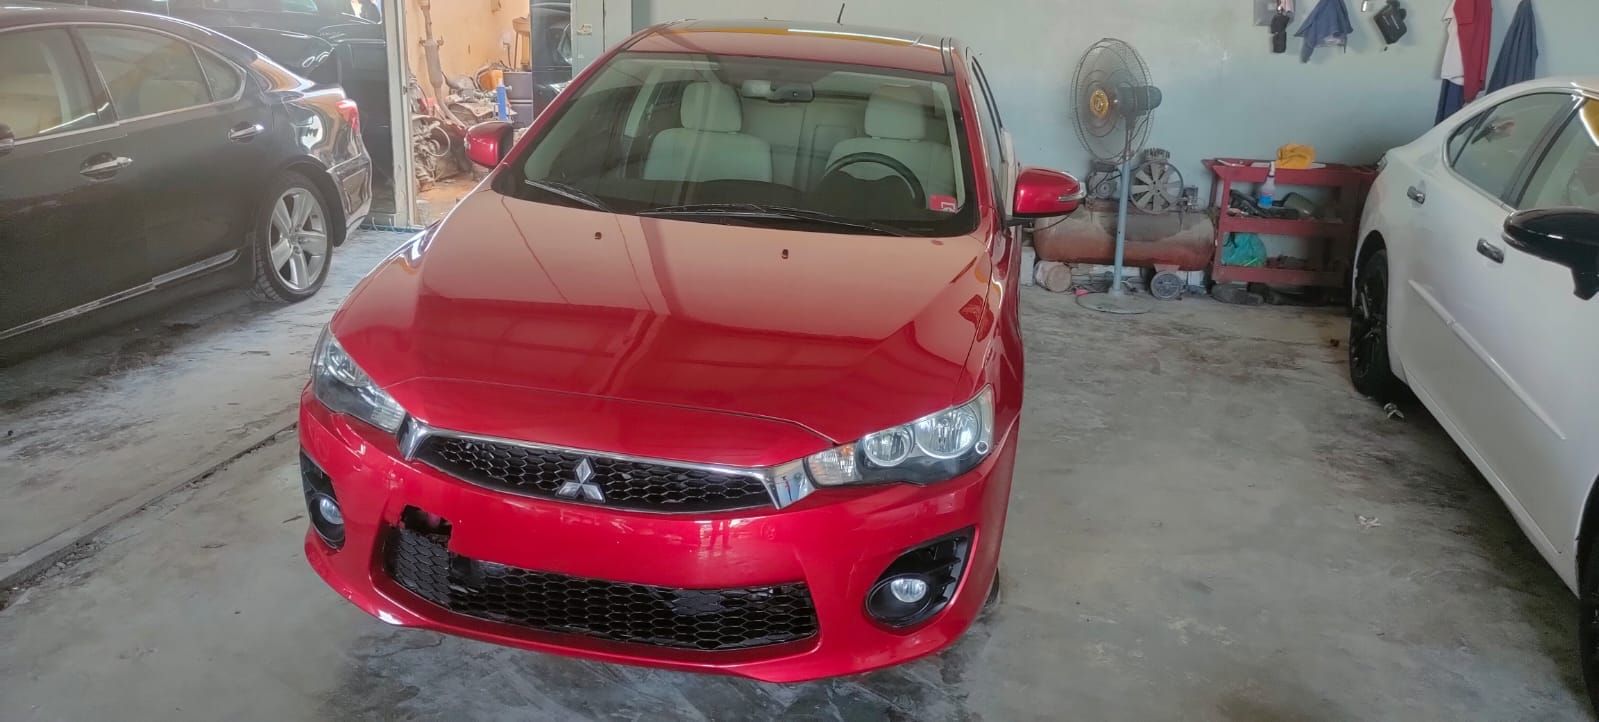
[555,458,605,502]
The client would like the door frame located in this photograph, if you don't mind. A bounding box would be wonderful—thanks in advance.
[382,0,416,228]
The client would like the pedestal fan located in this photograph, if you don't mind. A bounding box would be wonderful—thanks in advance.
[1070,38,1164,314]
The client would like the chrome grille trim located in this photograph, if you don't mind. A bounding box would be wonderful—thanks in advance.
[394,417,807,511]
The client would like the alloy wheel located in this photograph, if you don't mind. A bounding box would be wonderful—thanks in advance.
[268,188,328,292]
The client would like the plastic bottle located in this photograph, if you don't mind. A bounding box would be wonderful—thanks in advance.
[1258,162,1278,208]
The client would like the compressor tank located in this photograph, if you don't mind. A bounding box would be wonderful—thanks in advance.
[1032,203,1215,271]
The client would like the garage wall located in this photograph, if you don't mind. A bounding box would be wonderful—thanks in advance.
[404,0,525,91]
[620,0,1598,193]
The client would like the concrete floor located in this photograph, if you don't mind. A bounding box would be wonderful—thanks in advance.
[2,286,1591,720]
[0,230,410,581]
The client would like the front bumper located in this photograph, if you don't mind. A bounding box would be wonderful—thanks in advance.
[298,391,1015,682]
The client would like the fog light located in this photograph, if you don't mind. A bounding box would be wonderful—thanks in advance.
[866,572,938,626]
[889,576,929,603]
[301,452,345,549]
[315,493,344,526]
[864,529,973,628]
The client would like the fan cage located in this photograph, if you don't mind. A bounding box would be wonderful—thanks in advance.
[1071,38,1156,164]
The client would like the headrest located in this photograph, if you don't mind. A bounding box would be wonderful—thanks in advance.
[680,81,742,133]
[0,73,61,96]
[865,86,928,141]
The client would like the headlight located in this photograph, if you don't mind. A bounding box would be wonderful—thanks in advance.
[310,328,405,432]
[804,388,994,487]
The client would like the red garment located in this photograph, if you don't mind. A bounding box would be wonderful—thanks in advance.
[1455,0,1493,101]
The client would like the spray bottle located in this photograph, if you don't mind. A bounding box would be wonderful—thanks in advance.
[1258,162,1279,208]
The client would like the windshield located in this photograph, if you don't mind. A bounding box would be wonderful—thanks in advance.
[496,51,978,237]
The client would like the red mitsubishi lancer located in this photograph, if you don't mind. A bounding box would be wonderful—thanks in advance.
[299,19,1081,682]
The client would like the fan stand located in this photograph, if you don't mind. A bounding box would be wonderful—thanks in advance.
[1077,128,1154,315]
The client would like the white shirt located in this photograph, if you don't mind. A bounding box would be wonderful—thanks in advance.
[1440,3,1465,85]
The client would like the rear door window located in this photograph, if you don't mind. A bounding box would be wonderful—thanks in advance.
[1449,93,1574,202]
[1446,112,1483,165]
[80,27,214,119]
[196,49,244,100]
[1518,101,1599,212]
[0,28,103,141]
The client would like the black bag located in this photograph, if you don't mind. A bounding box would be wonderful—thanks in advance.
[1375,0,1408,45]
[1269,11,1291,53]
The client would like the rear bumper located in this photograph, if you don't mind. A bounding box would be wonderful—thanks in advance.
[299,391,1015,682]
[329,154,372,237]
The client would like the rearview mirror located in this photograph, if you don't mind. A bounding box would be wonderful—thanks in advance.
[466,120,516,169]
[1011,167,1083,225]
[1503,208,1599,300]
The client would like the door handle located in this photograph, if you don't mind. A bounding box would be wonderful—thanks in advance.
[1406,186,1427,204]
[79,155,133,178]
[1476,238,1505,264]
[228,123,264,141]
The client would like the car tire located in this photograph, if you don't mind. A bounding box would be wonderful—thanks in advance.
[1349,249,1400,399]
[984,567,1001,612]
[1581,540,1599,715]
[250,171,333,303]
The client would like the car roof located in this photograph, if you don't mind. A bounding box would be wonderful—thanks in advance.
[0,3,263,60]
[0,2,155,28]
[627,19,956,75]
[1540,77,1599,95]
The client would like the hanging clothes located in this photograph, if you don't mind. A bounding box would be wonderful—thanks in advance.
[1293,0,1354,62]
[1488,0,1539,93]
[1439,3,1464,87]
[1435,0,1491,123]
[1436,81,1466,124]
[1455,0,1493,103]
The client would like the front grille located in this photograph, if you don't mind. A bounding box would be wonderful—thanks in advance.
[385,526,819,651]
[415,435,772,512]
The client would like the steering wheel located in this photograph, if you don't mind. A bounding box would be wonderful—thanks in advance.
[821,152,926,208]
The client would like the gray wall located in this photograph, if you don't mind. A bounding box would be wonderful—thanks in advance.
[619,0,1597,192]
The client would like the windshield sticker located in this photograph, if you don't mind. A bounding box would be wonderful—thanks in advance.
[929,195,959,213]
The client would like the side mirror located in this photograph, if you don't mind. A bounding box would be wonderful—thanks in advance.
[0,123,13,157]
[1503,208,1599,300]
[1010,167,1083,226]
[466,120,516,169]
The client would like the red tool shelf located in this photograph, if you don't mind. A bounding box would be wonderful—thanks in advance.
[1204,158,1377,290]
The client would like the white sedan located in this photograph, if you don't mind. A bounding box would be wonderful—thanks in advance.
[1352,77,1599,703]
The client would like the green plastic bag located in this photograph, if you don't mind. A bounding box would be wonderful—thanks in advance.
[1223,233,1267,268]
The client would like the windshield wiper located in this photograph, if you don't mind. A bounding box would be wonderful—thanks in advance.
[522,179,611,212]
[637,203,914,237]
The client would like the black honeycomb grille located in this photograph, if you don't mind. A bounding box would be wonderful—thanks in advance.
[416,436,772,512]
[385,527,819,651]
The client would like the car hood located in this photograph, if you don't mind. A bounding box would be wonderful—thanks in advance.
[333,191,995,444]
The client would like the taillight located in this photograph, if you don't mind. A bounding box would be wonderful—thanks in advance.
[336,98,360,138]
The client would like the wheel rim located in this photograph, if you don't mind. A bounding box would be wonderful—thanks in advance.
[1350,264,1387,380]
[267,188,327,292]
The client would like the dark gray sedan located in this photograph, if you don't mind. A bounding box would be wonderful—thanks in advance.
[0,2,371,346]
